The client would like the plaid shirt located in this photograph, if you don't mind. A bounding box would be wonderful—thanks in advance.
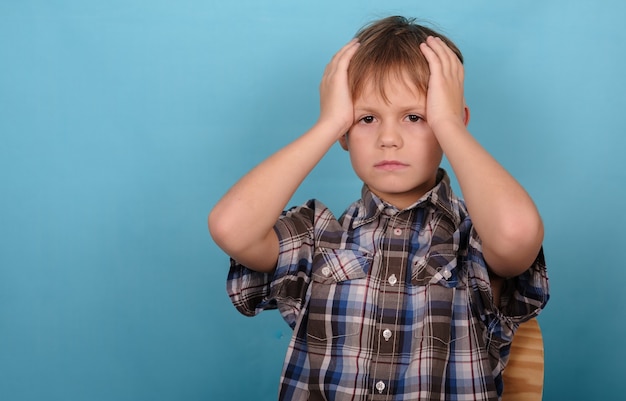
[227,169,549,401]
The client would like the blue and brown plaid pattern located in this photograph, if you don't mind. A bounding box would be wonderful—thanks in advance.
[227,169,549,401]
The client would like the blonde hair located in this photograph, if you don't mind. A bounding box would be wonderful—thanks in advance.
[348,16,463,101]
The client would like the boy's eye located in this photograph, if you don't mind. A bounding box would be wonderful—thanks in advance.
[360,116,375,124]
[407,114,422,122]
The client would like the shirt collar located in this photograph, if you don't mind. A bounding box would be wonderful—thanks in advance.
[352,168,460,228]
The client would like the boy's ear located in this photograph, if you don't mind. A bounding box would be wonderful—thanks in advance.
[463,105,471,126]
[339,133,349,150]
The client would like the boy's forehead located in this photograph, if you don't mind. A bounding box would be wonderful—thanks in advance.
[356,70,427,104]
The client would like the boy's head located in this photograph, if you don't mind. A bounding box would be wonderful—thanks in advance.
[348,16,463,101]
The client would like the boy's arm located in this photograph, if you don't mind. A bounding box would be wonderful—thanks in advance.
[420,36,544,278]
[208,40,360,273]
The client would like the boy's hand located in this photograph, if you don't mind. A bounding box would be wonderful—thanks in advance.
[317,39,360,138]
[419,36,466,131]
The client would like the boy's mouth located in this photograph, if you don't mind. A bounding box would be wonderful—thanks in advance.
[374,160,409,171]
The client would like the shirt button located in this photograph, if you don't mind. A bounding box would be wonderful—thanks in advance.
[393,228,403,236]
[376,380,386,394]
[388,274,397,286]
[321,267,331,277]
[442,267,452,280]
[383,329,392,341]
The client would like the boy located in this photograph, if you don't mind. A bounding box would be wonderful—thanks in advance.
[209,16,549,401]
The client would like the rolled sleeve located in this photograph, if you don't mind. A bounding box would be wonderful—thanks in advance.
[500,247,549,322]
[226,200,334,328]
[467,226,549,353]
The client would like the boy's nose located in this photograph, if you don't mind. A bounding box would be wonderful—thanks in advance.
[378,124,402,148]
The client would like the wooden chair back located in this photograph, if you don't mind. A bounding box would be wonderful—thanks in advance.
[502,318,544,401]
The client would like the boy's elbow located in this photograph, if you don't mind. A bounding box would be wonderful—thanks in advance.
[209,209,279,273]
[208,208,231,250]
[486,214,544,277]
[504,212,544,250]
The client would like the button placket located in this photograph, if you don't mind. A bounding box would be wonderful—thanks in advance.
[370,212,413,399]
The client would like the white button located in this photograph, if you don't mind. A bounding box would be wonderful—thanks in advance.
[376,380,386,393]
[388,274,397,286]
[321,267,331,277]
[383,329,392,341]
[393,228,402,236]
[442,268,452,280]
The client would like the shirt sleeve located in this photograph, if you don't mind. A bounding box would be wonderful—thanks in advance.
[467,226,549,322]
[466,223,549,348]
[498,247,549,321]
[226,199,331,328]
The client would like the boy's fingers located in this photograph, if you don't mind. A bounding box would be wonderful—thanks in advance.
[323,41,360,85]
[421,36,463,79]
[419,39,435,59]
[332,39,360,69]
[328,39,354,64]
[419,39,442,71]
[426,37,452,71]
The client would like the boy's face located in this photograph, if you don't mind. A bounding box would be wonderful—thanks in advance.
[340,73,443,209]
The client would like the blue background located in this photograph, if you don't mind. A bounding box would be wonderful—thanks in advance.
[1,1,624,400]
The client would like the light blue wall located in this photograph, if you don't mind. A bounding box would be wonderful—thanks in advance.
[1,1,624,400]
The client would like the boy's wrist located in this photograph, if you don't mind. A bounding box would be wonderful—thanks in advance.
[429,118,467,138]
[313,117,352,142]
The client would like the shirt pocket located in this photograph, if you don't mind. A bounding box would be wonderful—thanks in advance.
[411,251,469,350]
[411,247,462,288]
[306,247,370,342]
